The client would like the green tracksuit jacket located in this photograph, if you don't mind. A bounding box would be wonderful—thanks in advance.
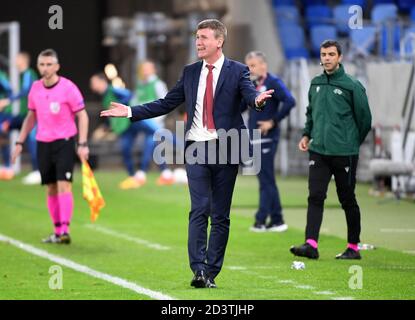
[303,63,372,156]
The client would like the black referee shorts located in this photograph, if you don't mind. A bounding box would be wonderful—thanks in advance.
[37,137,76,185]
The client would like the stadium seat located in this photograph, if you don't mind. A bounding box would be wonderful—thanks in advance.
[371,4,398,23]
[396,0,415,13]
[371,4,399,57]
[341,0,367,9]
[310,25,337,56]
[271,0,296,7]
[401,24,415,57]
[278,24,310,59]
[380,23,402,57]
[372,0,395,4]
[350,26,378,56]
[305,5,332,28]
[274,5,300,27]
[303,0,328,7]
[333,4,354,35]
[410,7,415,22]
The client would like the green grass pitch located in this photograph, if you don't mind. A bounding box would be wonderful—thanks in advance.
[1,170,414,300]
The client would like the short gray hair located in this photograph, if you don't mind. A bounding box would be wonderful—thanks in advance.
[38,48,59,63]
[245,51,267,63]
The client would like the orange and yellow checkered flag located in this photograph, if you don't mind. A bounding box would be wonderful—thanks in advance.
[82,161,105,222]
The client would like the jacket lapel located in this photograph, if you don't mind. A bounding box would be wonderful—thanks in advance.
[214,57,230,101]
[191,61,203,109]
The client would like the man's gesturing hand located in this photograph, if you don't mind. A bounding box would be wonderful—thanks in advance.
[100,102,129,118]
[255,89,274,108]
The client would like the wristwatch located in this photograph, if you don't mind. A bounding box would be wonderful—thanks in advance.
[78,142,88,147]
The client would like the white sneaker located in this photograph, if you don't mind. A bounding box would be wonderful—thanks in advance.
[157,169,175,185]
[266,223,288,232]
[134,170,147,184]
[173,168,188,184]
[249,223,267,232]
[160,169,173,179]
[22,170,41,185]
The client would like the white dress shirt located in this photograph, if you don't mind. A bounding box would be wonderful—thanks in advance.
[186,54,225,142]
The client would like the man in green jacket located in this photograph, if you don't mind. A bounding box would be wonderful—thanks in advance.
[290,40,372,260]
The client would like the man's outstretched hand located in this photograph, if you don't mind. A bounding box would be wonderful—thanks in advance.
[255,89,274,108]
[100,102,129,118]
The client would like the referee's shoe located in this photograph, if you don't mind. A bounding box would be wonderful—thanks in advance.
[42,234,62,244]
[60,233,71,245]
[290,243,319,259]
[335,248,361,260]
[42,233,71,244]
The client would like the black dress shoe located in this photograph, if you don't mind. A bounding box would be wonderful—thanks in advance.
[335,248,361,260]
[290,243,319,259]
[190,270,207,288]
[206,277,217,288]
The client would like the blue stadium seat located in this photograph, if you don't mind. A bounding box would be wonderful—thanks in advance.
[306,5,332,28]
[310,25,337,56]
[402,24,415,56]
[278,25,310,59]
[396,0,415,13]
[410,6,415,22]
[380,23,402,57]
[372,0,395,4]
[333,4,354,35]
[341,0,367,9]
[272,0,296,7]
[350,26,378,56]
[274,5,300,27]
[303,0,328,7]
[371,4,398,23]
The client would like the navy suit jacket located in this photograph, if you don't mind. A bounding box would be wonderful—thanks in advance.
[130,57,262,163]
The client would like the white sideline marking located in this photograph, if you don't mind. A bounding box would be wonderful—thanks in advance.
[227,266,247,270]
[224,267,354,300]
[331,297,355,300]
[380,228,415,233]
[314,291,335,295]
[0,233,175,300]
[85,224,170,251]
[224,266,355,300]
[403,250,415,255]
[295,285,314,290]
[279,279,296,284]
[253,266,282,270]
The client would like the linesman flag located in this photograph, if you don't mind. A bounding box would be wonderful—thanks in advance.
[82,161,105,222]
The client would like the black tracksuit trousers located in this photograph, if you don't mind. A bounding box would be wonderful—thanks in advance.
[306,151,361,244]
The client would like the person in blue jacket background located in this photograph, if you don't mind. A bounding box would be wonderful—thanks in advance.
[243,51,296,233]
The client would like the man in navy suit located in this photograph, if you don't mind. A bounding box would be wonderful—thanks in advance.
[101,19,274,288]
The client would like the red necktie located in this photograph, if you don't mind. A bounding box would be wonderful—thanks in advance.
[203,64,215,130]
